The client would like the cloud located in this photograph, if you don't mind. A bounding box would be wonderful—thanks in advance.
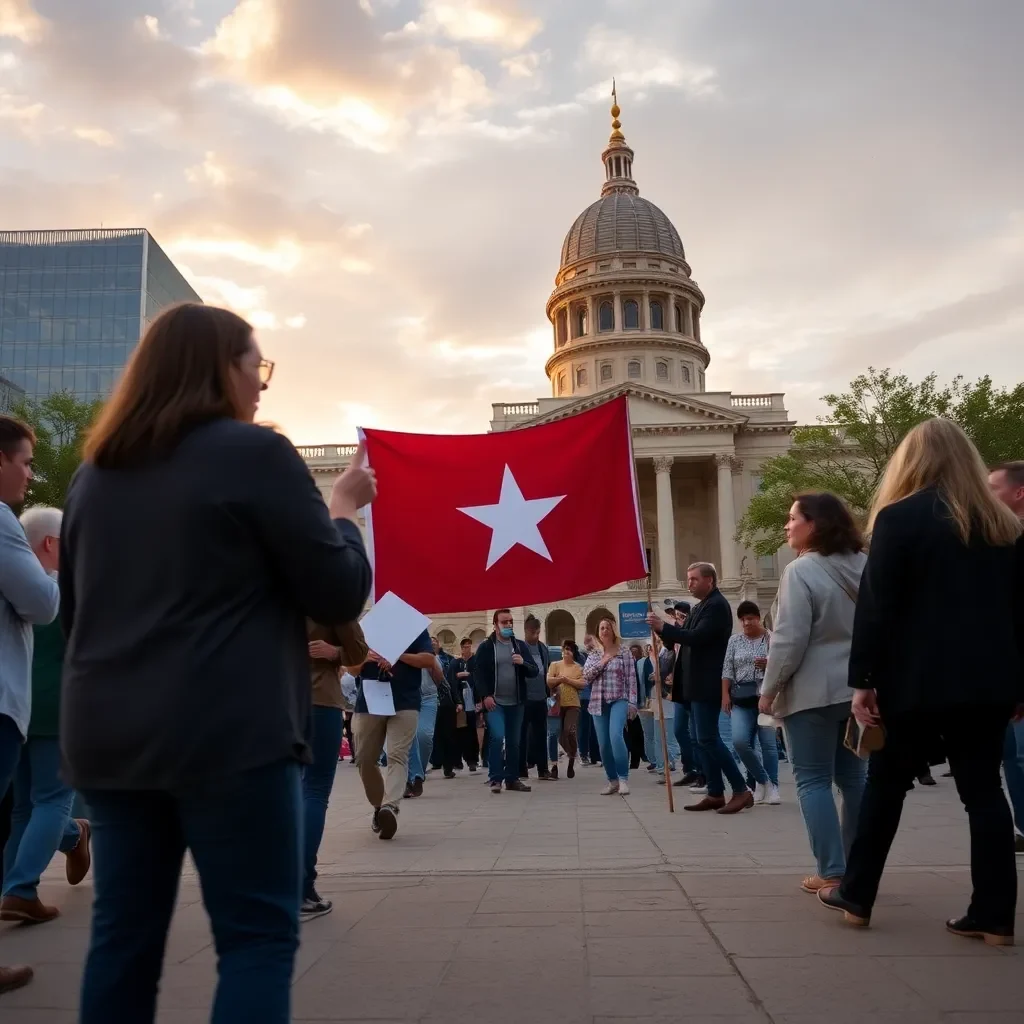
[72,126,116,147]
[406,0,542,51]
[0,0,47,43]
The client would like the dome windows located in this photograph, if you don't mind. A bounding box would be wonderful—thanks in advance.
[556,308,568,346]
[649,300,663,330]
[681,363,692,384]
[623,300,639,329]
[656,360,669,382]
[598,301,614,332]
[600,362,613,383]
[573,306,588,339]
[627,360,642,380]
[557,373,567,395]
[575,366,588,388]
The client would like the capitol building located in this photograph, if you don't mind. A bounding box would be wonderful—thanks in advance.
[299,98,795,651]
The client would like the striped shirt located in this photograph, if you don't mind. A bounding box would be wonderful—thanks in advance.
[582,647,637,714]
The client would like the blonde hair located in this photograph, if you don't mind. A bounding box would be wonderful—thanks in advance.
[869,418,1022,547]
[596,616,620,650]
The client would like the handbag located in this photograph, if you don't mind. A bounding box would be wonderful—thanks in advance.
[844,716,886,759]
[729,634,769,701]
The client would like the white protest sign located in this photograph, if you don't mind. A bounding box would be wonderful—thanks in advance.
[359,591,431,668]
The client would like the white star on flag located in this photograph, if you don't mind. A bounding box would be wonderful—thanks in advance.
[457,465,566,570]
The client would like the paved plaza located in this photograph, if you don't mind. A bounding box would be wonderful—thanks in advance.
[1,759,1021,1023]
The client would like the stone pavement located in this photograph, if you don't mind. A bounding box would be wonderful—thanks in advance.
[1,759,1021,1023]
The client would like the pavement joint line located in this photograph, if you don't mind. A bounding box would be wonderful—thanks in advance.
[667,870,778,1024]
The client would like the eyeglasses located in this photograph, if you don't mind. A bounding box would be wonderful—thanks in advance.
[258,359,275,385]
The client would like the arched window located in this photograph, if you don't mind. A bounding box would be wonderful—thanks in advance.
[627,360,641,379]
[649,301,663,330]
[556,308,568,345]
[575,367,587,388]
[598,301,614,331]
[681,363,691,384]
[675,304,684,332]
[557,373,566,395]
[656,361,669,381]
[600,363,613,382]
[623,300,639,329]
[574,307,587,338]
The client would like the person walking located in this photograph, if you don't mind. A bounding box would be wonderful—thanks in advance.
[300,620,366,920]
[547,641,584,778]
[1,507,91,926]
[758,492,867,893]
[818,421,1023,945]
[576,634,601,766]
[988,460,1024,852]
[0,414,61,997]
[472,610,539,793]
[449,638,480,773]
[649,565,752,814]
[519,615,553,781]
[58,304,375,1024]
[583,617,638,795]
[722,600,780,805]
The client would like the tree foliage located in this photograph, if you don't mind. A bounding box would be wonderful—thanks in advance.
[11,391,103,508]
[737,368,1024,556]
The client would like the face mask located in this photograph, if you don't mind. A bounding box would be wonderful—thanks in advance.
[499,627,513,639]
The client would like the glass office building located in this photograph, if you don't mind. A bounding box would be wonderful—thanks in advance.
[0,228,201,403]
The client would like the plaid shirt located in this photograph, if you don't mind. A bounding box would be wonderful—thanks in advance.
[582,648,637,714]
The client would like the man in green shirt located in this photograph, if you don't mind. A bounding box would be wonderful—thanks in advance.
[0,506,91,926]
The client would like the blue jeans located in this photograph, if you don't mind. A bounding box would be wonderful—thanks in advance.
[690,700,747,797]
[79,759,302,1024]
[486,703,525,784]
[643,715,679,771]
[3,737,82,900]
[730,705,779,786]
[672,704,696,773]
[784,702,867,879]
[547,715,560,763]
[302,706,343,901]
[408,695,437,783]
[592,700,630,782]
[578,699,601,762]
[1003,718,1024,835]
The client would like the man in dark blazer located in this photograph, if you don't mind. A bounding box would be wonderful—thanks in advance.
[648,563,752,815]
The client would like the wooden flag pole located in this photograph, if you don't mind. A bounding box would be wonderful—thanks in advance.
[646,577,674,813]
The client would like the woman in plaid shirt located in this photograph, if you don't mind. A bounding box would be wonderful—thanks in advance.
[583,617,638,795]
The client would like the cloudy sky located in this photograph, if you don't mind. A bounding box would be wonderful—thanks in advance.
[2,0,1021,443]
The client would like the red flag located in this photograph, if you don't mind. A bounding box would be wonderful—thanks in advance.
[362,396,647,614]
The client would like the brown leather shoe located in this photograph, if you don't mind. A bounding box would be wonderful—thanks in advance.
[65,819,91,886]
[718,791,755,815]
[684,795,726,812]
[0,895,60,925]
[0,964,34,994]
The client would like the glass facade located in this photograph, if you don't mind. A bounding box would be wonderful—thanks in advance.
[0,228,201,402]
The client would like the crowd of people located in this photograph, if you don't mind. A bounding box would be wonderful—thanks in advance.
[0,301,1021,1021]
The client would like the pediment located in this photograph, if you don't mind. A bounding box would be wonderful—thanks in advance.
[521,385,749,432]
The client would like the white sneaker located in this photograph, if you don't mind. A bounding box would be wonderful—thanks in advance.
[754,783,768,804]
[618,781,630,796]
[768,783,781,805]
[600,781,620,795]
[690,783,708,794]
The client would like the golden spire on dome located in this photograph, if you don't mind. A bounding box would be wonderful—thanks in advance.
[609,78,624,143]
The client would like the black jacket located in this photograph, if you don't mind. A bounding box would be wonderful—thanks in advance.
[524,640,551,700]
[59,419,372,790]
[472,633,539,704]
[660,587,733,704]
[447,656,476,708]
[849,487,1024,717]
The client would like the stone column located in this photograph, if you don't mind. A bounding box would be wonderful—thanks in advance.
[715,454,740,580]
[642,287,649,330]
[614,292,623,332]
[653,456,680,588]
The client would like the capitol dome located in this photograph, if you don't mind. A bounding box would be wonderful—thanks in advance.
[560,193,685,269]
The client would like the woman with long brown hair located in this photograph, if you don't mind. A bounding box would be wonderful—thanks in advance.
[818,418,1024,945]
[59,304,376,1022]
[582,616,638,795]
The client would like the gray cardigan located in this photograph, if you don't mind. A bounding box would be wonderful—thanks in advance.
[760,550,867,718]
[0,502,60,738]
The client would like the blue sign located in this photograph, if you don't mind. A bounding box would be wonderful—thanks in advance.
[618,601,650,640]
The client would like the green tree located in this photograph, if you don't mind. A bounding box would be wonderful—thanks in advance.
[737,368,1024,556]
[11,391,104,508]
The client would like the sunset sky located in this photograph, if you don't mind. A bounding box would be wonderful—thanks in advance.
[1,0,1021,444]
